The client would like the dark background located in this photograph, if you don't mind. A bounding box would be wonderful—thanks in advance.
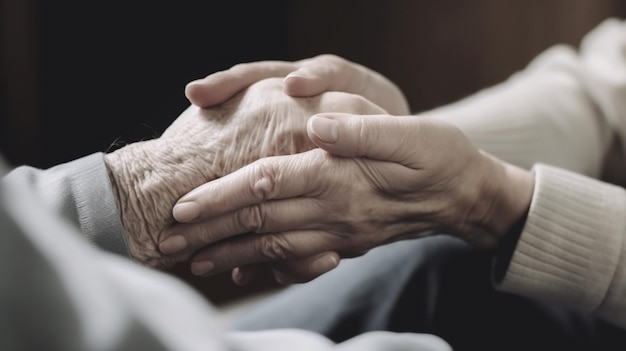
[3,1,626,169]
[2,0,626,302]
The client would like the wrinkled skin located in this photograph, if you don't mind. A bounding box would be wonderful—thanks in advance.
[178,54,411,283]
[105,78,387,268]
[165,113,534,280]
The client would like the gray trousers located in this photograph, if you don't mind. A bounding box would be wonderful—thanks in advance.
[232,236,625,350]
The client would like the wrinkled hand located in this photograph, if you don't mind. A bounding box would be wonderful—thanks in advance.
[185,54,411,116]
[104,78,387,269]
[177,54,409,283]
[164,113,534,282]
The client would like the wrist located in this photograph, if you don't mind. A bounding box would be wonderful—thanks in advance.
[105,138,218,268]
[478,153,534,250]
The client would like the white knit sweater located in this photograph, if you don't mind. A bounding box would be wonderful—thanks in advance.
[424,18,626,329]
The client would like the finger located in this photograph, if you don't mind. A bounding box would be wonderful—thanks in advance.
[283,55,363,97]
[189,230,335,276]
[271,251,340,284]
[161,197,326,255]
[172,150,325,222]
[231,266,260,286]
[233,251,339,285]
[185,61,300,108]
[284,54,409,115]
[307,113,424,167]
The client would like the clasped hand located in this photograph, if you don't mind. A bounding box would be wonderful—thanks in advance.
[162,112,531,283]
[154,54,532,284]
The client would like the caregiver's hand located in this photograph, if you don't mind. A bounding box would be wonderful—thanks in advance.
[165,113,534,281]
[185,54,410,116]
[106,78,385,269]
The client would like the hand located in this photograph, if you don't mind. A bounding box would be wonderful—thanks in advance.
[185,54,411,116]
[165,113,534,282]
[104,78,387,269]
[180,54,409,283]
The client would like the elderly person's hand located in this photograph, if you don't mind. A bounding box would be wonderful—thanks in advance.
[185,54,411,116]
[165,113,534,284]
[104,78,386,269]
[175,54,412,283]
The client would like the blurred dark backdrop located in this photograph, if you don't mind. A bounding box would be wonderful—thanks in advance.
[1,1,294,168]
[2,0,626,302]
[2,1,626,168]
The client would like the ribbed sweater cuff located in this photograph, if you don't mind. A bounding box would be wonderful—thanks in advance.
[71,153,131,258]
[495,164,626,313]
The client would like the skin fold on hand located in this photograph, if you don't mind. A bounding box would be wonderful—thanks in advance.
[164,113,534,280]
[104,78,387,269]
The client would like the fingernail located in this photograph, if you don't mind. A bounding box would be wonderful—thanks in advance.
[310,117,339,143]
[272,270,291,285]
[232,268,250,286]
[173,202,200,222]
[311,254,339,274]
[191,260,215,276]
[159,235,188,255]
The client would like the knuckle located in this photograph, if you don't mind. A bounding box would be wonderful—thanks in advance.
[311,54,347,78]
[319,53,345,67]
[236,205,264,233]
[229,62,248,72]
[323,54,359,79]
[258,235,291,260]
[250,162,279,201]
[196,225,216,245]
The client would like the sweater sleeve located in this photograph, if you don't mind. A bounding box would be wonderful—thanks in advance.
[495,164,626,329]
[1,152,131,257]
[490,19,626,329]
[422,18,626,329]
[422,19,626,179]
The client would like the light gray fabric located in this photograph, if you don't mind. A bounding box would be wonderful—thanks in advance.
[233,237,624,351]
[0,157,452,350]
[2,152,130,257]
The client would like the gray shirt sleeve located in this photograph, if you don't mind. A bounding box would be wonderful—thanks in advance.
[0,153,452,351]
[2,152,131,257]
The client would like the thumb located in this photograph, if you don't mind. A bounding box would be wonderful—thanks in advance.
[185,61,299,108]
[282,55,362,98]
[306,113,421,164]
